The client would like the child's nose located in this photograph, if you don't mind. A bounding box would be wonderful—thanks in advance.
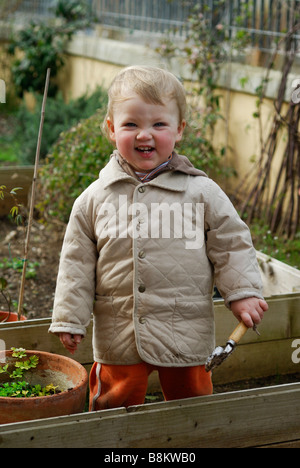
[136,128,152,140]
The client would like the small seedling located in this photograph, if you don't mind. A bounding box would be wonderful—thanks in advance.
[0,185,23,225]
[0,257,40,279]
[0,348,61,398]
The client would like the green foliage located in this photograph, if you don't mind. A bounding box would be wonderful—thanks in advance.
[14,86,108,164]
[11,347,27,359]
[8,23,65,97]
[180,125,234,178]
[0,136,20,164]
[0,348,60,398]
[0,185,23,225]
[7,1,91,97]
[0,257,39,314]
[0,348,39,381]
[0,380,59,398]
[55,0,91,23]
[157,1,250,176]
[0,378,60,397]
[250,220,300,270]
[37,111,114,223]
[0,257,40,279]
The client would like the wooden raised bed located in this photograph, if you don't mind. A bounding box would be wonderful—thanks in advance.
[0,288,299,447]
[0,166,34,216]
[0,291,299,388]
[0,253,299,447]
[0,382,300,448]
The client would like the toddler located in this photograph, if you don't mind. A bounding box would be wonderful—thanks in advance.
[49,66,268,411]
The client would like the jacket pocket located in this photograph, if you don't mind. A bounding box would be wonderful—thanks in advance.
[93,296,116,354]
[172,295,214,356]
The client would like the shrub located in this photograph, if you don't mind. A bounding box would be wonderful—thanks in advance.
[14,86,108,164]
[8,22,66,98]
[8,0,90,97]
[37,111,114,223]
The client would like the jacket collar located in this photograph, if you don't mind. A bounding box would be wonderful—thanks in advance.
[100,154,134,188]
[100,152,190,193]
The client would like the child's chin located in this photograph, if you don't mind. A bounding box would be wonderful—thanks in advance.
[136,163,156,172]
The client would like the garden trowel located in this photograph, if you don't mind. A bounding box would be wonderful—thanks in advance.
[205,322,259,372]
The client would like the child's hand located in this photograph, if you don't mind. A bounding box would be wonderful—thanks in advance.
[230,297,268,328]
[59,333,83,355]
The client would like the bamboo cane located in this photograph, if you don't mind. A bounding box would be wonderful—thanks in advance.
[17,69,51,321]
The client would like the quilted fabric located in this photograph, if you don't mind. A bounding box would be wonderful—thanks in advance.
[49,155,264,366]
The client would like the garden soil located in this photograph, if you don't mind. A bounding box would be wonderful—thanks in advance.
[0,218,64,319]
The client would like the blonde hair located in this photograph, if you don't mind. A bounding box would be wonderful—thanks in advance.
[103,66,187,136]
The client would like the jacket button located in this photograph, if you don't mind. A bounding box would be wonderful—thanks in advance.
[139,316,146,324]
[138,250,146,259]
[138,186,146,193]
[138,285,146,293]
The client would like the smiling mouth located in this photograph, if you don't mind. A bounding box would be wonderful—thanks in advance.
[135,146,155,154]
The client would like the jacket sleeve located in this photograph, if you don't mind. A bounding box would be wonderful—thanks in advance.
[204,179,264,308]
[49,195,98,336]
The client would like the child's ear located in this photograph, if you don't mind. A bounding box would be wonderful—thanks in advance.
[106,118,116,142]
[176,120,186,143]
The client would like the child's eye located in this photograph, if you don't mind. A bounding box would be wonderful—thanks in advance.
[124,122,137,128]
[154,122,166,127]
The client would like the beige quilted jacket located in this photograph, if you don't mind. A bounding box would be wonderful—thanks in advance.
[49,154,264,366]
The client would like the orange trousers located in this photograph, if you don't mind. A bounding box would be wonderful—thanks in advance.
[89,362,213,411]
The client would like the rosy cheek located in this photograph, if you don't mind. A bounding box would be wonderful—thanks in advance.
[115,134,135,157]
[157,134,175,149]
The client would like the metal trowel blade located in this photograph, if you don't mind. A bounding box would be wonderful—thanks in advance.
[205,342,235,372]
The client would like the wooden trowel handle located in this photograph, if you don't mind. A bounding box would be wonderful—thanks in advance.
[229,321,249,344]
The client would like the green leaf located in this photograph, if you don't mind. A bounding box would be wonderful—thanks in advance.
[0,364,9,374]
[11,348,27,359]
[10,368,24,379]
[10,187,23,195]
[29,355,39,368]
[10,206,19,218]
[0,277,8,290]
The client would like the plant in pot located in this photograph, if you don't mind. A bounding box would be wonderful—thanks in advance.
[0,347,88,424]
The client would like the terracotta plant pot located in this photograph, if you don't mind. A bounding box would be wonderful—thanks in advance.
[0,350,88,425]
[0,311,27,323]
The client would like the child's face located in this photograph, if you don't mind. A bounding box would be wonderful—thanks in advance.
[107,93,186,172]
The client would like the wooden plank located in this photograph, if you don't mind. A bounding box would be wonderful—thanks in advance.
[0,383,300,448]
[1,294,299,353]
[259,440,300,448]
[212,294,300,383]
[1,293,300,385]
[214,294,300,344]
[257,251,300,297]
[0,166,34,191]
[212,338,300,384]
[0,318,94,366]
